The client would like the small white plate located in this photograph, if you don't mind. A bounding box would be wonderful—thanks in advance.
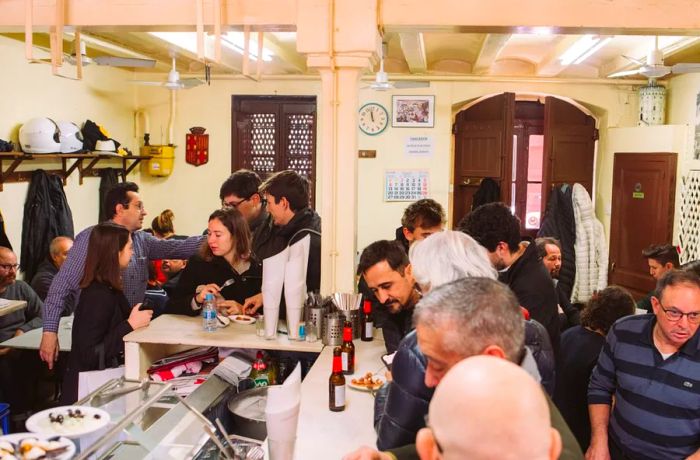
[229,314,256,325]
[26,406,110,439]
[0,433,76,459]
[348,373,385,392]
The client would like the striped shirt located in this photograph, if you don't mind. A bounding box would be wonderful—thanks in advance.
[588,314,700,459]
[42,225,203,333]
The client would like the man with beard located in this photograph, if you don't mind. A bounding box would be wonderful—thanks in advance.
[161,258,187,297]
[0,246,44,429]
[536,237,580,330]
[357,240,421,353]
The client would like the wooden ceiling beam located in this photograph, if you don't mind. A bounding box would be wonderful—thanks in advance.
[473,33,511,74]
[398,32,427,73]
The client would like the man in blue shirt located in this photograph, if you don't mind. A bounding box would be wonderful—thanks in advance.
[587,270,700,460]
[39,182,203,369]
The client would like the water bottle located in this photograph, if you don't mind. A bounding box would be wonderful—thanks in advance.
[203,293,217,332]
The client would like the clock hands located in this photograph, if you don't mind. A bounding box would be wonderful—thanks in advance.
[370,108,375,122]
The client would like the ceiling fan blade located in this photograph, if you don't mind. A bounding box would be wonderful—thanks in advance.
[180,78,204,89]
[393,81,430,89]
[622,55,645,66]
[129,80,165,86]
[671,63,700,74]
[93,56,156,68]
[607,69,641,78]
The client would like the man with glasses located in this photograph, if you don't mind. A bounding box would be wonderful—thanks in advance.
[39,182,204,370]
[587,269,700,460]
[219,169,275,257]
[0,246,44,429]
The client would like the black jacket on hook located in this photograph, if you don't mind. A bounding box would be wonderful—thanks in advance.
[20,170,74,282]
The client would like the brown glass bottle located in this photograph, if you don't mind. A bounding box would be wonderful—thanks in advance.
[340,321,355,375]
[361,300,374,342]
[329,346,346,412]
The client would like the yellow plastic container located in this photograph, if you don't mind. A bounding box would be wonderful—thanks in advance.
[142,145,175,177]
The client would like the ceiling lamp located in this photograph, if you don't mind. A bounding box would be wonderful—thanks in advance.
[559,35,611,66]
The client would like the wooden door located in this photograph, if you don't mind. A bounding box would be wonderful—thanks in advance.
[542,97,597,209]
[452,93,515,224]
[231,95,317,204]
[609,153,677,298]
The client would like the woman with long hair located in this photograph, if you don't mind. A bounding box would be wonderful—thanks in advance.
[165,208,262,316]
[61,223,153,404]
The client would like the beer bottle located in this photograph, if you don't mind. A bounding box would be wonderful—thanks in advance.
[329,346,346,412]
[361,300,374,342]
[340,321,355,375]
[250,351,269,387]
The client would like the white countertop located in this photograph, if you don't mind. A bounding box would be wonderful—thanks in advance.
[0,315,72,351]
[294,332,386,458]
[124,314,324,353]
[0,299,26,317]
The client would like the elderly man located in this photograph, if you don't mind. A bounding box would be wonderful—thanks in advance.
[30,236,73,301]
[344,278,582,460]
[357,240,421,353]
[39,182,203,369]
[460,202,560,351]
[587,269,700,460]
[0,246,44,428]
[416,356,561,460]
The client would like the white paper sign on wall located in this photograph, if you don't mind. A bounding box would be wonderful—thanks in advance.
[404,135,434,158]
[384,170,429,202]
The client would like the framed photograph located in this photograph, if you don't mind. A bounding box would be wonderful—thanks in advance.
[392,95,435,128]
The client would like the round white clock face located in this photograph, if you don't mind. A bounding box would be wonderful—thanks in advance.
[358,103,389,135]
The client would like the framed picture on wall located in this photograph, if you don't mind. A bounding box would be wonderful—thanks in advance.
[392,95,435,128]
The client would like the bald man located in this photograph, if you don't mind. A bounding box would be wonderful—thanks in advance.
[31,236,73,301]
[417,355,561,460]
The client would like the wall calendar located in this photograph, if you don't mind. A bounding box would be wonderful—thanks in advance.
[384,170,429,202]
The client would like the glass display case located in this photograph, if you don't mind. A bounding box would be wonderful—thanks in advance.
[70,375,255,459]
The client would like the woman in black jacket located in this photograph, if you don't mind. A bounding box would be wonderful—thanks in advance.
[61,224,153,404]
[165,208,262,316]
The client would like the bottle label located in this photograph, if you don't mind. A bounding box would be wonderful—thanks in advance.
[334,384,346,407]
[365,322,373,337]
[254,376,269,387]
[341,352,348,371]
[203,309,216,320]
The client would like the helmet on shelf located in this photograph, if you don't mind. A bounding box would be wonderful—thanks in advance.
[19,117,61,154]
[56,121,85,153]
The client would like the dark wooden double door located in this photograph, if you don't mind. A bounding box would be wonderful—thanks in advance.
[452,93,597,236]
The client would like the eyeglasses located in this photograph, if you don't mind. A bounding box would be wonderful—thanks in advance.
[127,202,145,212]
[222,197,248,209]
[0,263,19,271]
[658,303,700,324]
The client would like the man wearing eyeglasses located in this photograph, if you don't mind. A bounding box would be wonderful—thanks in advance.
[0,246,44,429]
[587,270,700,460]
[219,169,274,257]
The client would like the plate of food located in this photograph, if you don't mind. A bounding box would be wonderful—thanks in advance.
[26,406,110,439]
[348,372,384,392]
[229,314,256,325]
[0,433,76,459]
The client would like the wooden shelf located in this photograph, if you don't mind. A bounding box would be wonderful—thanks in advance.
[0,152,152,191]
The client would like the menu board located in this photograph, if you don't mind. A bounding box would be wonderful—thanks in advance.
[384,170,429,202]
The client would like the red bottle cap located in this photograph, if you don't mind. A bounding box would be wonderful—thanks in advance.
[363,300,372,314]
[343,324,353,342]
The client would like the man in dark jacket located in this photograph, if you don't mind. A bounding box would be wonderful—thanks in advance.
[30,236,73,301]
[536,237,580,331]
[357,240,421,353]
[460,202,560,352]
[219,169,276,258]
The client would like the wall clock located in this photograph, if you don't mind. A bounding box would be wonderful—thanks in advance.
[358,102,389,135]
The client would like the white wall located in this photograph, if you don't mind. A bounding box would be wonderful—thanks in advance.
[0,35,136,270]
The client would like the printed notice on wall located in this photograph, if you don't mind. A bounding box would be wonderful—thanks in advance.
[384,170,429,202]
[404,135,434,158]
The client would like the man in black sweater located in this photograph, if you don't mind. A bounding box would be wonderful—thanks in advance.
[460,202,560,352]
[30,236,73,301]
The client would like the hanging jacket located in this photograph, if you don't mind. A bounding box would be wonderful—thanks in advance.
[571,184,608,303]
[20,170,74,282]
[99,168,120,223]
[472,177,501,210]
[538,185,576,301]
[0,209,11,249]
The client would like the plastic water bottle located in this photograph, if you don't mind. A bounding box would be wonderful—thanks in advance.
[203,293,217,332]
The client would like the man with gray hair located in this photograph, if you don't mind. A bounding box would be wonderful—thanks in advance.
[344,278,582,460]
[31,236,74,302]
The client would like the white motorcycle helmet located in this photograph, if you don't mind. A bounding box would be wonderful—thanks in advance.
[56,121,85,153]
[19,117,61,154]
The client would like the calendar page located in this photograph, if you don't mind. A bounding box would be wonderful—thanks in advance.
[384,170,429,202]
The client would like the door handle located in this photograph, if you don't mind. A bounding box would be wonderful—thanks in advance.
[610,261,616,273]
